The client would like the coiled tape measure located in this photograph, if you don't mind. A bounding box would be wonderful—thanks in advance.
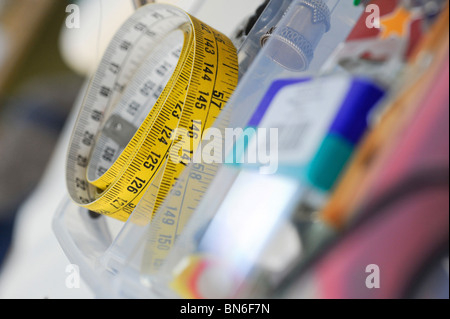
[66,4,238,225]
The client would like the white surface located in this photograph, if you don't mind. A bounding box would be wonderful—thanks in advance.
[0,87,93,299]
[59,0,134,76]
[59,0,264,76]
[251,75,351,165]
[201,171,299,276]
[0,0,264,298]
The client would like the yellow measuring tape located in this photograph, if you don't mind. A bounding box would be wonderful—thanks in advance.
[66,4,238,223]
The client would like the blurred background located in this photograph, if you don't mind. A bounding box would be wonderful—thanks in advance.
[0,0,448,299]
[0,0,265,298]
[0,0,82,271]
[0,0,93,298]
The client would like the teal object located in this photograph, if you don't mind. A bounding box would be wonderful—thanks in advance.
[306,78,385,191]
[307,134,354,191]
[224,126,257,166]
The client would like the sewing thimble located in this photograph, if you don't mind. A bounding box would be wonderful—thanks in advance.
[260,0,331,71]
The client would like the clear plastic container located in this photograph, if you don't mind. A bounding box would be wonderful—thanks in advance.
[53,0,363,299]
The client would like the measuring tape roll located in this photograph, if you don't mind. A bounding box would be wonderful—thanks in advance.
[66,4,239,222]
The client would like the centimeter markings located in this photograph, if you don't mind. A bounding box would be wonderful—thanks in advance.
[67,8,178,204]
[66,4,238,273]
[66,4,238,225]
[87,33,184,184]
[142,20,239,274]
[139,24,212,219]
[88,18,186,190]
[122,26,200,219]
[67,6,184,212]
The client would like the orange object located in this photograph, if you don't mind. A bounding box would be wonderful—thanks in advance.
[379,6,413,39]
[320,4,449,229]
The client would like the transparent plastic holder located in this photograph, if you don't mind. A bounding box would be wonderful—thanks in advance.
[53,0,363,299]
